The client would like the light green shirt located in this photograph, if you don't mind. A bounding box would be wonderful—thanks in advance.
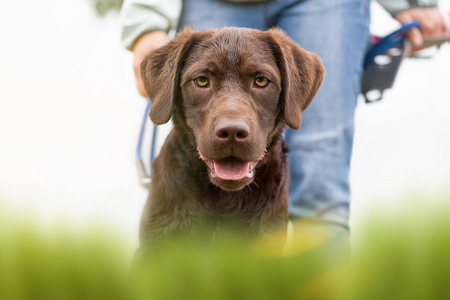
[120,0,438,50]
[121,0,182,50]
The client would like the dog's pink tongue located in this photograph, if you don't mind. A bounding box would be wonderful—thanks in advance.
[214,157,250,180]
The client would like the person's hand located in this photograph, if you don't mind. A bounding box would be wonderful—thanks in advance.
[394,7,450,47]
[133,30,168,97]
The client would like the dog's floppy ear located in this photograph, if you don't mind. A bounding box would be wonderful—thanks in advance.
[267,28,325,130]
[141,28,197,125]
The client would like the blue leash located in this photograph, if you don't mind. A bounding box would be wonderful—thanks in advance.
[364,20,421,69]
[361,20,421,102]
[136,98,157,188]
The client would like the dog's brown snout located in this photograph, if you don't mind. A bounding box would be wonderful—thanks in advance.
[215,119,250,142]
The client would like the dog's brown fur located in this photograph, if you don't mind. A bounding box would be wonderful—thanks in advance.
[139,27,324,248]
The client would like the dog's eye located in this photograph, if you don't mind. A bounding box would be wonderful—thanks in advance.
[194,77,209,87]
[254,77,269,88]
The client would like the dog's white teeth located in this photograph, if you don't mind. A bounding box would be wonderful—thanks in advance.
[210,161,217,177]
[245,162,256,178]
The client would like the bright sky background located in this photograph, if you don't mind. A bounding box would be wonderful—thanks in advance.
[1,0,449,248]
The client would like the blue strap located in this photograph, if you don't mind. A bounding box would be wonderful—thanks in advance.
[364,20,421,69]
[136,98,157,180]
[136,99,151,161]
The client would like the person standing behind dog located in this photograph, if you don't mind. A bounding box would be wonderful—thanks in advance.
[120,0,448,231]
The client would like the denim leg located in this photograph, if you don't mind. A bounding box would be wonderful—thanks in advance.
[180,0,267,30]
[272,0,371,227]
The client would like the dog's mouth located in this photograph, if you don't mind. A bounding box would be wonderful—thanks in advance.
[197,147,267,181]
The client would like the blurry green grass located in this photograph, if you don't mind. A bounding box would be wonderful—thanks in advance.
[1,194,450,300]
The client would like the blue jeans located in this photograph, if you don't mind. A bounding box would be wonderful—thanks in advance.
[180,0,371,228]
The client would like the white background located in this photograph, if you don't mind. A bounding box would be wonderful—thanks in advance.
[1,0,449,248]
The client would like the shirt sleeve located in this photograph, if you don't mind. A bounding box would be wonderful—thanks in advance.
[377,0,438,15]
[120,0,182,51]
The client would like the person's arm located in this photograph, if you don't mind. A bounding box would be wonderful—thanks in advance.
[377,0,449,46]
[377,0,438,16]
[121,0,182,50]
[120,0,182,96]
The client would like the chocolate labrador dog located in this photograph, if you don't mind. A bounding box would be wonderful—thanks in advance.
[139,27,324,248]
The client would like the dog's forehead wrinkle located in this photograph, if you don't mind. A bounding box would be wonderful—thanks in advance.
[202,29,267,68]
[184,33,278,82]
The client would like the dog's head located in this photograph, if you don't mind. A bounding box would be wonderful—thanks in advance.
[141,27,324,191]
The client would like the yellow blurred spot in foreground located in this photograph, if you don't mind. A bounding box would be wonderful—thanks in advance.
[254,219,349,257]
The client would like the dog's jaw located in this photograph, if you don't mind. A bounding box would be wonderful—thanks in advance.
[197,147,267,190]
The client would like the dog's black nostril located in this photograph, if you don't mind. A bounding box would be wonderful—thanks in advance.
[215,119,250,142]
[236,130,248,139]
[217,130,229,139]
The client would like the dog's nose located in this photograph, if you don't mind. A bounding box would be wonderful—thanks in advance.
[215,119,250,142]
